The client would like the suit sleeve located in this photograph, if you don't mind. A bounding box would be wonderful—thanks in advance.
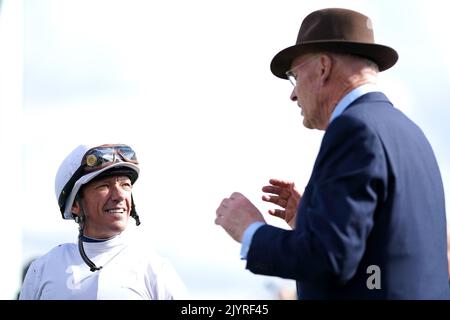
[246,115,387,284]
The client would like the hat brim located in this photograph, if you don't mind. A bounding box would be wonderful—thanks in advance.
[270,41,398,79]
[62,162,139,219]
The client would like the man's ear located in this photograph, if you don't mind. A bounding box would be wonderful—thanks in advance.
[71,198,81,216]
[319,54,333,85]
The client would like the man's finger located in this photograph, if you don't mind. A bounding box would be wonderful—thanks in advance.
[268,178,293,188]
[262,185,282,195]
[269,209,286,219]
[262,195,288,208]
[215,214,224,226]
[262,185,292,199]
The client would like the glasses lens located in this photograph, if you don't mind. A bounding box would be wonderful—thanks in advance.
[286,71,296,87]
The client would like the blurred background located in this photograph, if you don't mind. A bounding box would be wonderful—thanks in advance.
[1,0,449,299]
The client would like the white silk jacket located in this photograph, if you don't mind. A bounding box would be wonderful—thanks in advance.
[19,231,187,300]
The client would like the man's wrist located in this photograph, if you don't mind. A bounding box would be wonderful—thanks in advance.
[240,222,266,260]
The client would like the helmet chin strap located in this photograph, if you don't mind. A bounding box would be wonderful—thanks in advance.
[75,213,103,272]
[130,194,141,226]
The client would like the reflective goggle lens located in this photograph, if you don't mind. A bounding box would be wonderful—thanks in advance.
[81,145,138,171]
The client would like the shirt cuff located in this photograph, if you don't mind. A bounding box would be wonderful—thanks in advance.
[240,221,265,260]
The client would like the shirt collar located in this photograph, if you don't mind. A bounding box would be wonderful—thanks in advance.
[329,83,379,124]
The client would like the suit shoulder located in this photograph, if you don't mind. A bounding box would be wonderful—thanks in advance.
[325,110,378,144]
[343,94,416,127]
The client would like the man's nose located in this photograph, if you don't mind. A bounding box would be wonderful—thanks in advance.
[110,184,126,201]
[290,88,297,101]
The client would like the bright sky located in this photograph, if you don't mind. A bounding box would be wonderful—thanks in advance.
[1,0,449,299]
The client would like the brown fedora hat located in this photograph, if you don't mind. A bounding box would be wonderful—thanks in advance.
[270,8,398,79]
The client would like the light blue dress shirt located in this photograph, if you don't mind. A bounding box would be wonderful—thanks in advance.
[240,83,379,260]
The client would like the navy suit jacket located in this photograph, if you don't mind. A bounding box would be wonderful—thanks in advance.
[247,92,449,299]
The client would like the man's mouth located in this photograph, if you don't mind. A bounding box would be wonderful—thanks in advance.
[105,208,125,214]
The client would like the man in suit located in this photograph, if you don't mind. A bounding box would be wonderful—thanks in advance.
[215,8,449,299]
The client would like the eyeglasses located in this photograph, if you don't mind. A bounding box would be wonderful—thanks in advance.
[58,144,139,213]
[285,56,318,87]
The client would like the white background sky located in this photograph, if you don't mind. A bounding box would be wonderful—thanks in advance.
[1,0,449,299]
